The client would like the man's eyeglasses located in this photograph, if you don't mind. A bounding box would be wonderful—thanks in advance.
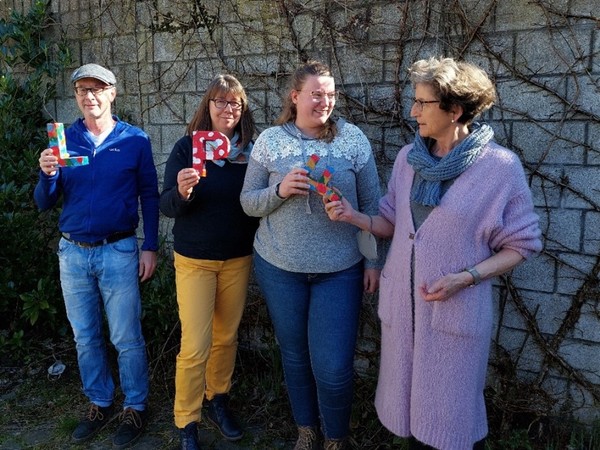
[74,86,114,97]
[413,98,440,111]
[210,99,243,110]
[300,91,339,103]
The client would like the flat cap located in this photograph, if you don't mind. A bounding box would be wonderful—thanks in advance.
[71,63,116,85]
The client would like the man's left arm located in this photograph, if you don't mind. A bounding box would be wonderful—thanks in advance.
[137,135,160,280]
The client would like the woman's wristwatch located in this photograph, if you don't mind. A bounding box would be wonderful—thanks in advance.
[464,267,481,286]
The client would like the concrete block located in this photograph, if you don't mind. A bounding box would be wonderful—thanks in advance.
[512,254,556,294]
[512,121,586,165]
[556,253,595,295]
[529,166,562,208]
[583,211,600,254]
[195,59,222,90]
[495,0,567,31]
[465,33,514,78]
[369,3,403,43]
[562,166,600,209]
[560,341,600,384]
[566,75,600,118]
[222,25,266,56]
[158,60,197,93]
[587,121,600,165]
[236,53,281,77]
[121,64,156,95]
[147,93,185,124]
[335,45,384,85]
[570,303,600,345]
[537,208,582,252]
[495,77,567,121]
[515,27,591,75]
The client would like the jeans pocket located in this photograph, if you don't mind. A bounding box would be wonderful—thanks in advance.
[107,236,138,256]
[57,237,75,257]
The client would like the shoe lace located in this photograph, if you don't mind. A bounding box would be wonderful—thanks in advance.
[324,440,345,450]
[87,404,105,421]
[294,426,318,450]
[119,408,142,428]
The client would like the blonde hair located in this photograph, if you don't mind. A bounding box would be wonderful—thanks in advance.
[409,57,496,124]
[275,60,338,143]
[187,74,256,149]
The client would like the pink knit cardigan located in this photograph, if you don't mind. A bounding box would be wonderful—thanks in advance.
[374,142,542,450]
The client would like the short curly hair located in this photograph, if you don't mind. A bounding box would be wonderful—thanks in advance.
[408,57,496,124]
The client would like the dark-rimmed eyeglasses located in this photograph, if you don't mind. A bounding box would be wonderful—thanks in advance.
[74,86,114,97]
[413,98,440,111]
[210,99,243,110]
[299,91,339,103]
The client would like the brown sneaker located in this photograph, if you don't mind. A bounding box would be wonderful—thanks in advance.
[294,426,320,450]
[112,407,148,449]
[324,438,349,450]
[71,403,115,443]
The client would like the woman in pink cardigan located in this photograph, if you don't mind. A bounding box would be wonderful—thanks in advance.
[325,57,542,449]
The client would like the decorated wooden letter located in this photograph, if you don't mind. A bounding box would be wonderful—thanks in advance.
[47,123,89,167]
[303,154,342,202]
[192,131,231,176]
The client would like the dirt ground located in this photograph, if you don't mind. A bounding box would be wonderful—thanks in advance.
[0,353,290,450]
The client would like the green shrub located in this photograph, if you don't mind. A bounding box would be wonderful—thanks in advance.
[0,0,71,358]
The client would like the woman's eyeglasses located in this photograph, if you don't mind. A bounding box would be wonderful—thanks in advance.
[299,91,339,103]
[210,99,243,110]
[413,99,440,111]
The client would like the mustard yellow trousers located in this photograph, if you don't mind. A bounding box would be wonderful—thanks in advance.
[173,252,252,428]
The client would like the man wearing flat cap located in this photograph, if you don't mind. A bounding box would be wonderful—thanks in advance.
[34,63,158,448]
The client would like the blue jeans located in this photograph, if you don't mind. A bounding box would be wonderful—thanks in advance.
[58,237,148,410]
[253,252,363,439]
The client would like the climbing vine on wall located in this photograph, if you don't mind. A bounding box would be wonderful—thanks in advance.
[3,0,598,443]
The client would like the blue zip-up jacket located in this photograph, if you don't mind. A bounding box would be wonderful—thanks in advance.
[34,117,159,251]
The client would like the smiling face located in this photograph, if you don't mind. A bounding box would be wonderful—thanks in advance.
[209,91,242,138]
[410,82,455,142]
[74,78,116,121]
[291,75,336,137]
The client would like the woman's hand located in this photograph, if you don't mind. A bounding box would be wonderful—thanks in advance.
[177,167,200,200]
[278,168,310,198]
[419,271,473,302]
[39,148,58,176]
[324,196,356,223]
[420,249,525,302]
[364,268,380,294]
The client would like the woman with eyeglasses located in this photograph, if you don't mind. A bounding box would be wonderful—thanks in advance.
[325,57,542,449]
[240,60,382,450]
[159,74,258,450]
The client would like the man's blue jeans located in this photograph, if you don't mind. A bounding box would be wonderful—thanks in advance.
[254,252,363,440]
[58,236,148,410]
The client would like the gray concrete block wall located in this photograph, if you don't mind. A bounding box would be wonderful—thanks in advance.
[2,0,598,422]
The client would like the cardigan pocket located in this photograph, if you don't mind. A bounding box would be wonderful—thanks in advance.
[430,283,492,338]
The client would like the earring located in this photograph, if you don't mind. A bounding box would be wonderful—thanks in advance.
[451,118,455,123]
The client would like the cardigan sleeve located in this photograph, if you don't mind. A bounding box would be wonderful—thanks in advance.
[489,190,542,258]
[379,145,412,225]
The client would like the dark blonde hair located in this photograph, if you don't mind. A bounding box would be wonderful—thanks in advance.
[187,74,256,149]
[409,57,496,124]
[275,60,338,143]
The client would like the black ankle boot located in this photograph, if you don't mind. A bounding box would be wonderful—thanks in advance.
[179,422,201,450]
[205,394,243,441]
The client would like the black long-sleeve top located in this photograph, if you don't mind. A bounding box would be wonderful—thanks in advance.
[159,135,259,260]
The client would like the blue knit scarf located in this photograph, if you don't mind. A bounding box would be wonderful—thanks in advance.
[407,122,494,206]
[212,132,253,166]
